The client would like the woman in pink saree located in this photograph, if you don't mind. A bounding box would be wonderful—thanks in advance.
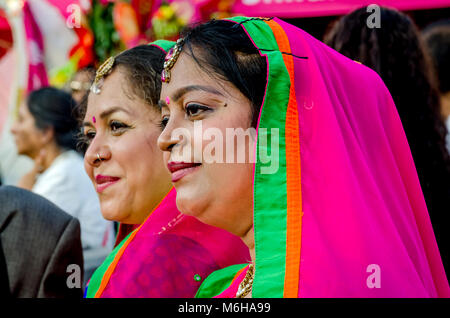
[80,41,249,297]
[158,17,449,297]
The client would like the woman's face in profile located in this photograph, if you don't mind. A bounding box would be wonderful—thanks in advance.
[10,102,47,159]
[158,51,255,237]
[83,68,171,224]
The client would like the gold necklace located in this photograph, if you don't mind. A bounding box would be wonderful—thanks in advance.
[236,264,254,298]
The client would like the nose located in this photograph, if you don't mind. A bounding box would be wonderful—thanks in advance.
[158,119,181,153]
[84,134,112,167]
[10,120,19,135]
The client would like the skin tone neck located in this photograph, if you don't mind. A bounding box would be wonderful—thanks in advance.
[241,226,255,298]
[17,135,63,190]
[441,92,450,119]
[242,227,256,263]
[37,139,63,171]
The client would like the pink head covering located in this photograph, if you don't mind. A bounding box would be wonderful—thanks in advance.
[196,17,449,298]
[279,18,449,297]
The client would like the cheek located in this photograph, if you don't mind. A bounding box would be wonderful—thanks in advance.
[163,151,170,165]
[16,124,39,149]
[123,132,163,180]
[208,162,253,194]
[13,122,29,139]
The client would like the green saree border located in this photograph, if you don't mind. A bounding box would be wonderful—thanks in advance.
[226,17,291,298]
[85,231,134,298]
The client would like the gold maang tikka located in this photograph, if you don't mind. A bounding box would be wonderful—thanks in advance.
[91,56,115,94]
[161,38,184,83]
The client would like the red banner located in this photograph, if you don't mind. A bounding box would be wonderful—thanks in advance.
[232,0,450,18]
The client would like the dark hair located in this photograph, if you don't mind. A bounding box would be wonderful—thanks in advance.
[325,6,450,275]
[180,19,267,128]
[423,24,450,94]
[27,87,79,152]
[114,45,166,106]
[76,44,166,122]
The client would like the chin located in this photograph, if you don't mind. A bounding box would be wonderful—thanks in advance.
[175,187,208,219]
[100,210,118,222]
[15,146,27,157]
[100,202,125,222]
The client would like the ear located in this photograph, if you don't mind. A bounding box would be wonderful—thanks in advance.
[39,126,55,145]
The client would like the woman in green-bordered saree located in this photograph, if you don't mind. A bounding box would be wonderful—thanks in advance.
[158,18,449,298]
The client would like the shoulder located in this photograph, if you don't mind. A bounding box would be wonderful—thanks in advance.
[0,186,82,297]
[0,185,76,236]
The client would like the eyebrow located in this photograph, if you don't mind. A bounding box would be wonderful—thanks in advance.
[82,106,131,127]
[159,85,224,109]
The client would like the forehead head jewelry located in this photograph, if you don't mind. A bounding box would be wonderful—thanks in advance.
[91,56,115,94]
[161,38,184,83]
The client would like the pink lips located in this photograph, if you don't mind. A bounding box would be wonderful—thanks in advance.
[167,161,201,182]
[95,174,120,193]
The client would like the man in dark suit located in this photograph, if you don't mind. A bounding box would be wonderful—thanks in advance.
[0,185,83,297]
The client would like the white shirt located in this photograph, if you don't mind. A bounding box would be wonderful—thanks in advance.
[33,150,114,272]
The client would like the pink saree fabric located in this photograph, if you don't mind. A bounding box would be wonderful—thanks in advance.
[211,17,449,297]
[100,188,250,297]
[279,18,449,297]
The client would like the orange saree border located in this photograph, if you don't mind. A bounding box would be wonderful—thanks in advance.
[94,228,140,297]
[265,19,303,298]
[94,188,174,298]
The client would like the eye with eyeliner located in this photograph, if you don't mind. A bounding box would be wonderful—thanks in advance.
[79,119,131,145]
[158,102,214,130]
[78,127,95,149]
[159,116,169,130]
[109,120,131,134]
[185,103,212,118]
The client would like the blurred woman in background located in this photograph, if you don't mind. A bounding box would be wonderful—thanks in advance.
[10,87,114,284]
[324,6,450,278]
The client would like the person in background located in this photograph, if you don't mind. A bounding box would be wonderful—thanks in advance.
[423,22,450,153]
[0,185,83,298]
[324,6,450,279]
[9,87,114,286]
[69,67,96,104]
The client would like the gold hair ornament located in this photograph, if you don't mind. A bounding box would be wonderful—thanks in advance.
[91,56,115,94]
[161,38,184,83]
